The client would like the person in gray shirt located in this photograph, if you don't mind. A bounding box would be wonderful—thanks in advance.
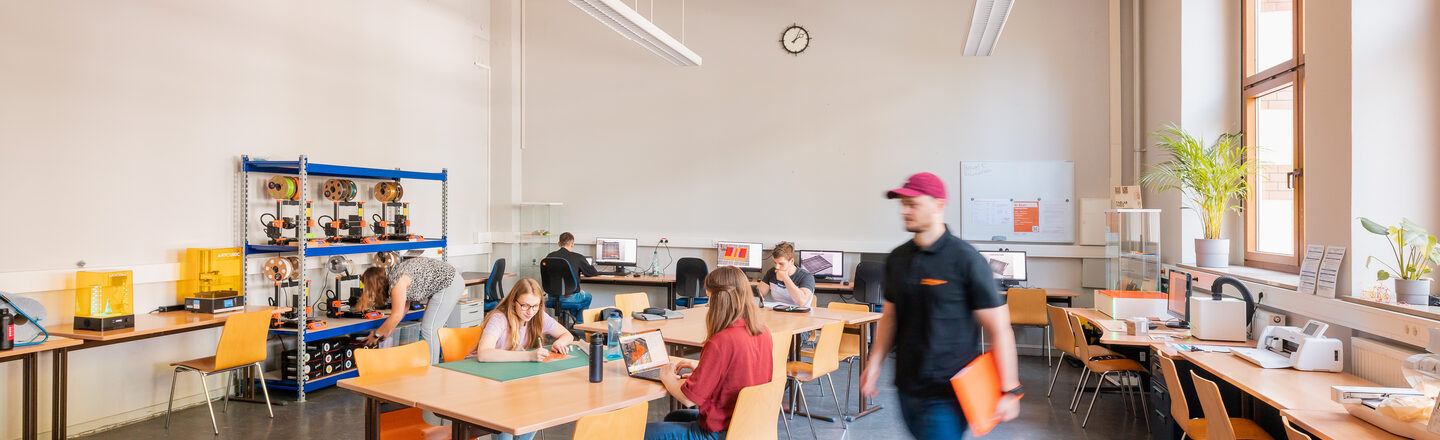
[756,242,816,306]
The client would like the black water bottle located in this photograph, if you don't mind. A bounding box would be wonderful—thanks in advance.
[589,335,604,383]
[0,309,14,350]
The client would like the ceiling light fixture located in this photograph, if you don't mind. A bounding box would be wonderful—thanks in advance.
[963,0,1016,56]
[568,0,703,66]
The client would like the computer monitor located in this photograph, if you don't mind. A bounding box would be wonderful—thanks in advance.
[594,238,638,267]
[978,251,1027,289]
[716,241,763,271]
[1166,270,1192,329]
[798,250,845,281]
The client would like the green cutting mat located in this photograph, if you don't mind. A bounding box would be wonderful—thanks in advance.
[437,351,589,382]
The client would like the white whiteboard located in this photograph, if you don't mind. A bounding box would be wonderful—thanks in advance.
[959,161,1075,243]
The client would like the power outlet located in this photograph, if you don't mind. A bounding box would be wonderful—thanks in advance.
[1251,308,1287,338]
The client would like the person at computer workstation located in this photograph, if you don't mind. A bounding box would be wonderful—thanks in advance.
[755,242,816,307]
[548,232,600,278]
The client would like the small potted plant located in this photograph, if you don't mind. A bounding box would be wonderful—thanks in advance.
[1358,217,1439,305]
[1140,124,1253,267]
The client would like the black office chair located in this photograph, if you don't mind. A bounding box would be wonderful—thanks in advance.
[852,261,885,312]
[673,257,709,308]
[482,258,506,312]
[540,257,591,329]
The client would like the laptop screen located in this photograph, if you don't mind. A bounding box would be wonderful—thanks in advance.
[619,330,668,373]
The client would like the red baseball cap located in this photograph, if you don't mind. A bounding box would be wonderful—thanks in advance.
[886,172,947,199]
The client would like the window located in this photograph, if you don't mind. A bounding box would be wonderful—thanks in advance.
[1243,0,1304,272]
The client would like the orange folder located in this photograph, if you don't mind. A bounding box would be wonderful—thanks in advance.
[950,352,1004,436]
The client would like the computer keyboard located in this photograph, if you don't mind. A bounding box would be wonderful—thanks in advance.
[1232,347,1294,369]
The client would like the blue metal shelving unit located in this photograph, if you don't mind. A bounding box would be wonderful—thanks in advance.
[240,155,448,401]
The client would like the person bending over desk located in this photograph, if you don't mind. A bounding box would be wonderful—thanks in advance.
[471,278,575,440]
[647,266,773,440]
[359,256,465,364]
[755,241,816,307]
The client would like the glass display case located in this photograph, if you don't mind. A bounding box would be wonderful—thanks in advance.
[75,270,135,330]
[518,202,563,279]
[1106,209,1162,291]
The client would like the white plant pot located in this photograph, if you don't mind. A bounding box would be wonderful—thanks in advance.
[1195,238,1230,268]
[1394,279,1432,306]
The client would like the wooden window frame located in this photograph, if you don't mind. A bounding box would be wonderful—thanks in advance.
[1241,0,1305,273]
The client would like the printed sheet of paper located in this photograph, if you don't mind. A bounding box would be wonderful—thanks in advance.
[1317,246,1346,298]
[969,198,1012,227]
[1298,244,1326,295]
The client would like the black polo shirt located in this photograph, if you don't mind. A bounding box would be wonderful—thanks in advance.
[546,248,599,278]
[884,226,1003,397]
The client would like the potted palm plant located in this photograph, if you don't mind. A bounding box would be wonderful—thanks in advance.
[1140,124,1253,267]
[1358,217,1440,305]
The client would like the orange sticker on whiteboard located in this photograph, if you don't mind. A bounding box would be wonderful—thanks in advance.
[1013,201,1040,233]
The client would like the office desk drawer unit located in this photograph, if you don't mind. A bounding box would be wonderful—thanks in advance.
[447,299,486,328]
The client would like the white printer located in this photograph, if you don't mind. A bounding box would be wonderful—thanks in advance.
[1331,328,1440,440]
[1233,319,1343,372]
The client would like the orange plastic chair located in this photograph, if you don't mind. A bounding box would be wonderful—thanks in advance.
[164,310,273,435]
[572,401,648,439]
[438,326,485,363]
[786,321,846,439]
[1008,289,1051,365]
[354,341,448,440]
[615,292,651,316]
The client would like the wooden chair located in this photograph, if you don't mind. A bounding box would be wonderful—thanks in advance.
[1008,289,1052,365]
[801,302,867,411]
[727,381,789,440]
[786,321,846,439]
[1190,371,1275,440]
[437,326,484,363]
[572,401,648,440]
[582,307,604,327]
[615,292,650,316]
[1281,415,1311,440]
[1046,306,1120,399]
[1157,353,1271,440]
[354,341,449,440]
[164,310,274,435]
[770,327,794,440]
[1067,313,1149,430]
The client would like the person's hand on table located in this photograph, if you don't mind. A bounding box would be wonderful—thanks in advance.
[550,340,571,355]
[533,347,553,362]
[669,358,698,378]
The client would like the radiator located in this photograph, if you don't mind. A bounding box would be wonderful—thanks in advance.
[1352,337,1422,388]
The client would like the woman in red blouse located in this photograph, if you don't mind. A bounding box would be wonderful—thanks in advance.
[646,266,774,440]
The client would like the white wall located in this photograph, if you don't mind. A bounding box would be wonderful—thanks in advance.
[511,0,1113,252]
[1350,0,1440,295]
[0,1,491,437]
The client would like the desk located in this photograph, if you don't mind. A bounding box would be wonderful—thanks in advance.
[1280,409,1403,440]
[581,275,677,309]
[574,307,886,420]
[817,283,1080,307]
[1181,352,1378,412]
[1066,308,1252,355]
[1,339,83,440]
[44,306,285,439]
[461,271,515,287]
[339,361,666,439]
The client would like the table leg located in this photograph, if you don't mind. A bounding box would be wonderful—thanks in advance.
[667,283,677,310]
[51,347,67,440]
[852,321,882,419]
[24,352,37,440]
[364,397,380,440]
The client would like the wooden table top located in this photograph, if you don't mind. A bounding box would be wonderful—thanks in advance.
[1181,351,1378,412]
[581,275,676,285]
[575,307,841,347]
[340,361,666,435]
[1007,288,1081,298]
[0,338,84,360]
[46,306,286,342]
[1067,308,1252,354]
[462,272,516,286]
[1280,409,1403,440]
[794,307,881,325]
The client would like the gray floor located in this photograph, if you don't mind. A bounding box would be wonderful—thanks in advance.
[79,354,1152,439]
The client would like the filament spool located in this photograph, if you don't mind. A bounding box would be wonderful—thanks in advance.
[322,179,358,202]
[373,182,404,202]
[266,176,300,200]
[373,251,399,268]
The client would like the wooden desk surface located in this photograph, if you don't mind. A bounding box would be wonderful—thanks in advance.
[1066,308,1252,354]
[581,275,676,285]
[46,306,286,342]
[1280,409,1403,440]
[341,361,666,435]
[1182,352,1378,412]
[575,307,841,347]
[0,338,84,360]
[462,272,516,286]
[796,307,881,325]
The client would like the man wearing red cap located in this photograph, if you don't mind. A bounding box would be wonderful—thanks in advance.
[860,172,1021,439]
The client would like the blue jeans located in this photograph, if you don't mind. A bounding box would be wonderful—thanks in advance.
[643,409,726,440]
[496,433,535,440]
[898,392,969,440]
